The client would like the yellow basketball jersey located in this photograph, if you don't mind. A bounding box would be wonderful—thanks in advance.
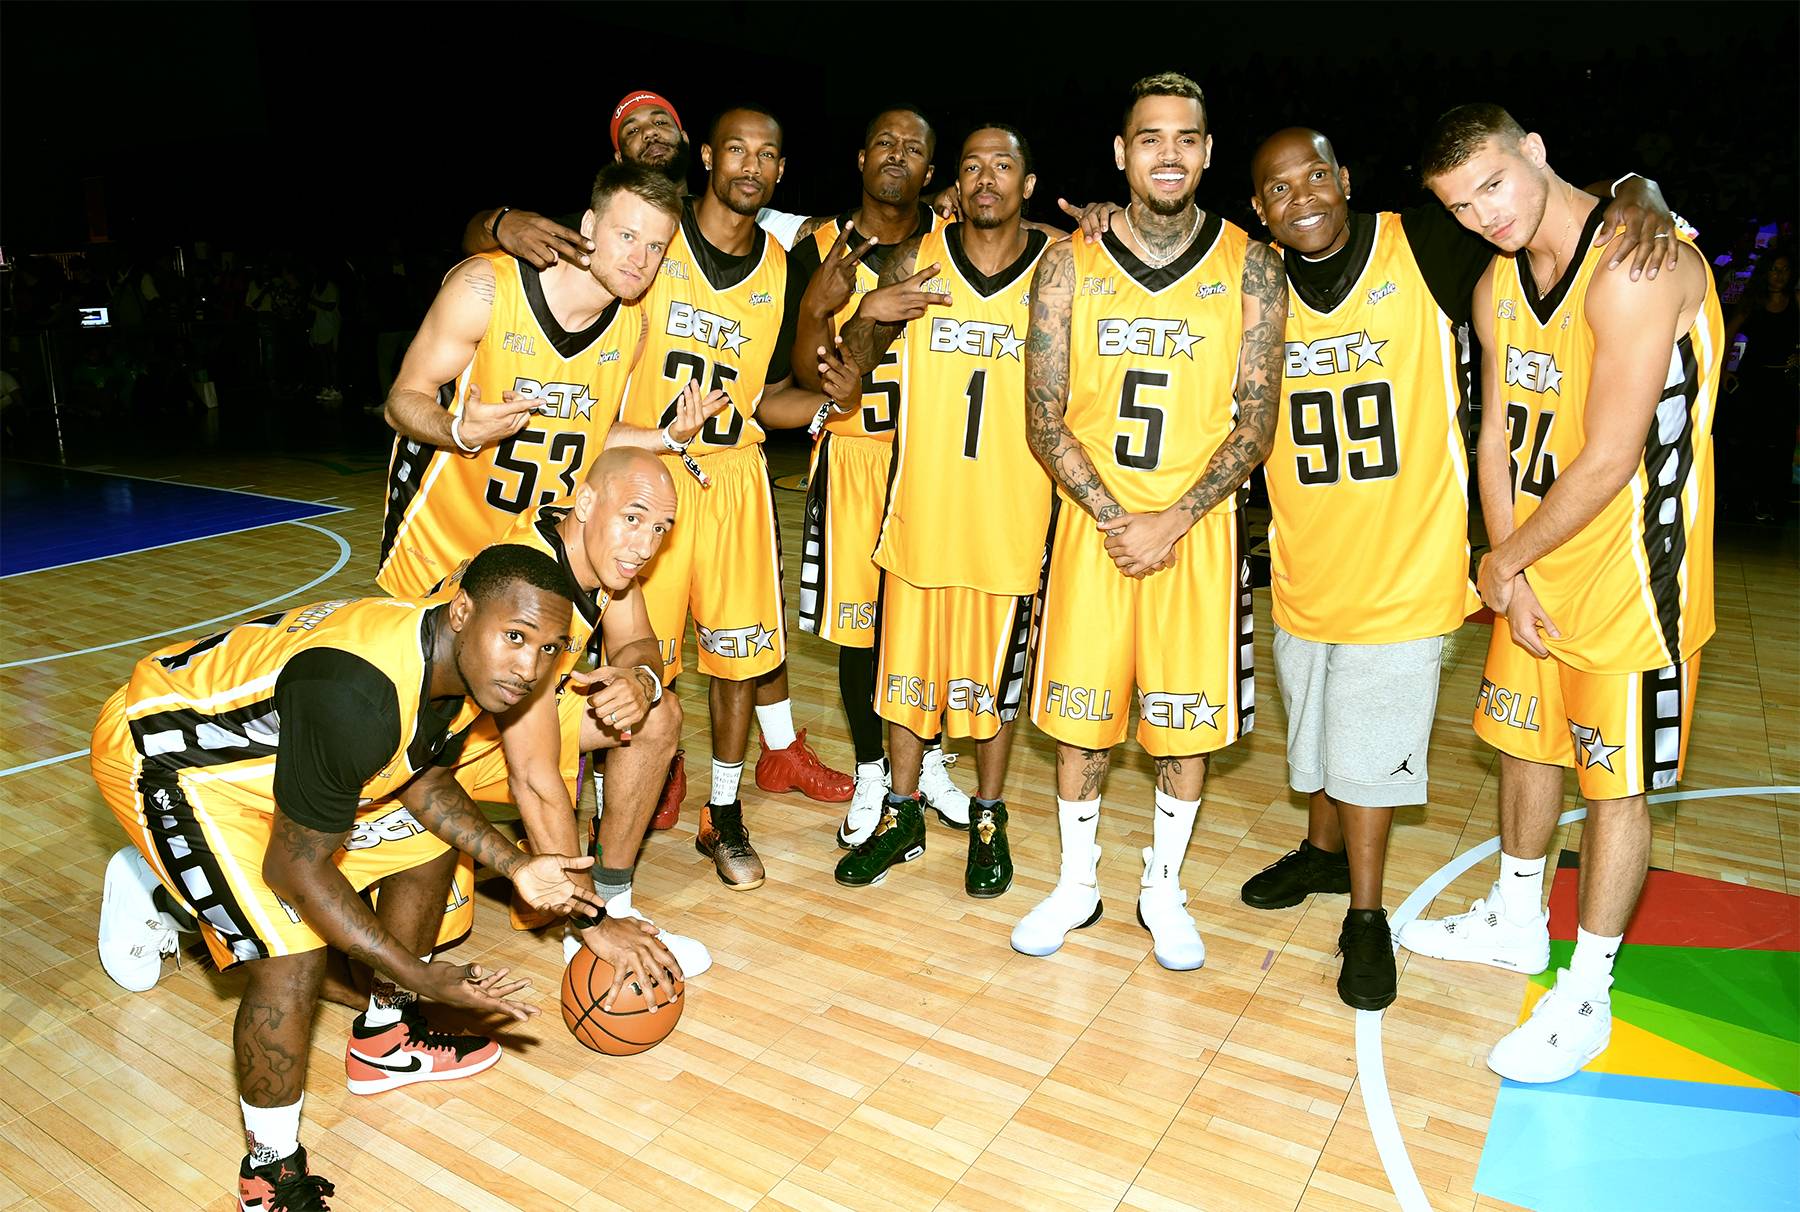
[1490,209,1721,672]
[430,504,611,674]
[809,207,945,441]
[1267,212,1479,644]
[1066,216,1248,513]
[875,224,1053,594]
[122,598,482,808]
[378,253,639,598]
[618,205,789,457]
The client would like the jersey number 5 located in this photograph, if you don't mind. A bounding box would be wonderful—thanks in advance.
[660,350,745,447]
[1115,369,1168,471]
[485,428,586,513]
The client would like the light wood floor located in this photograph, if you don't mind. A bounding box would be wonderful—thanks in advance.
[1,444,1794,1212]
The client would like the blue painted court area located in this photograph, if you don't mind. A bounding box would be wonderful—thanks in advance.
[0,462,346,577]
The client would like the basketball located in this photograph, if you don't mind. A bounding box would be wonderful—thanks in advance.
[560,945,684,1055]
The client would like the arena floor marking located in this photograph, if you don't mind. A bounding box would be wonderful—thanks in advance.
[0,520,352,671]
[1362,784,1800,1212]
[0,461,349,577]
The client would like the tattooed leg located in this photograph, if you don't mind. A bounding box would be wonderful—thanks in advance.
[1055,743,1112,802]
[1153,753,1207,800]
[235,950,328,1109]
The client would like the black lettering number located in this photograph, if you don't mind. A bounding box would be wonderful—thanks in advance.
[1507,403,1559,498]
[659,350,745,448]
[1287,381,1398,485]
[861,350,899,434]
[962,368,987,460]
[484,428,545,512]
[1114,369,1168,471]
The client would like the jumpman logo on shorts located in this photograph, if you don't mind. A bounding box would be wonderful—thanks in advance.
[1390,755,1414,777]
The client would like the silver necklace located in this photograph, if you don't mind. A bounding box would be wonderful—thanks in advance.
[1121,204,1202,269]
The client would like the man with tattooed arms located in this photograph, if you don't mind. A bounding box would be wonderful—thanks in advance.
[1012,72,1286,972]
[89,545,619,1210]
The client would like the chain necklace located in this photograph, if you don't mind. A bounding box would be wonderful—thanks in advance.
[1121,203,1202,269]
[1528,187,1578,296]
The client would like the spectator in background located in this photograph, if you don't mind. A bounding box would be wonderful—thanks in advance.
[308,257,341,401]
[1722,246,1799,522]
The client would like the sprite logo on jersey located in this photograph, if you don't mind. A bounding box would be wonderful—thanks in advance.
[1504,345,1564,394]
[667,300,749,353]
[928,316,1024,360]
[1285,331,1387,377]
[511,377,599,420]
[1095,318,1203,358]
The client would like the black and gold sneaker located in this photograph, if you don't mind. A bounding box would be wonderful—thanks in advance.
[833,794,925,888]
[964,801,1012,898]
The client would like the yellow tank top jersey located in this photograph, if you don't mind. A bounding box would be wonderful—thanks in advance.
[429,504,611,677]
[1490,208,1721,673]
[875,224,1053,594]
[379,253,639,597]
[809,207,946,441]
[121,597,482,808]
[1266,211,1479,644]
[1066,215,1248,513]
[618,207,789,457]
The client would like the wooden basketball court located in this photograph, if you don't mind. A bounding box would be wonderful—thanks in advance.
[1,442,1793,1211]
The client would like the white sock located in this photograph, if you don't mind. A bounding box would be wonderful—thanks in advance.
[1497,851,1547,924]
[241,1094,302,1165]
[1148,788,1201,886]
[710,760,744,806]
[756,700,798,750]
[1055,796,1101,882]
[855,758,886,780]
[1568,926,1622,992]
[592,767,605,814]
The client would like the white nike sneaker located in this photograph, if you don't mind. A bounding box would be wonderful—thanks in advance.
[1487,969,1613,1083]
[604,889,712,979]
[1396,881,1551,974]
[1011,844,1103,957]
[1136,848,1206,971]
[99,847,183,992]
[919,747,970,828]
[837,759,889,849]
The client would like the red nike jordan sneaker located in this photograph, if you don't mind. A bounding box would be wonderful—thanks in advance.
[344,1005,499,1095]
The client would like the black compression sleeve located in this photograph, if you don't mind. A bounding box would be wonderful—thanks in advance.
[1402,203,1493,328]
[270,650,402,832]
[837,645,885,766]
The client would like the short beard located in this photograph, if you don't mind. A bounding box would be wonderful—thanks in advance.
[717,184,765,218]
[648,140,692,189]
[1140,189,1196,217]
[969,208,1009,231]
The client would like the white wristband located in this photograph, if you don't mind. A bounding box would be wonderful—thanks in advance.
[1609,172,1642,197]
[660,425,688,454]
[450,412,480,455]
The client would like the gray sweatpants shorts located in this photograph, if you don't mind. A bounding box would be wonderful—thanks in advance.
[1272,625,1446,808]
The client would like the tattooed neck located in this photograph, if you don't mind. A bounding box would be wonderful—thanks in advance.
[1127,202,1203,261]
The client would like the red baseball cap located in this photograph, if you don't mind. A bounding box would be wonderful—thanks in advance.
[610,91,682,152]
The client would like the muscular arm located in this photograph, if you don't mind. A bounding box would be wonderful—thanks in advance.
[837,237,923,378]
[464,208,506,256]
[1024,239,1124,522]
[262,812,429,988]
[399,763,532,877]
[495,678,583,868]
[382,259,494,447]
[1165,240,1286,525]
[596,582,663,677]
[1487,259,1697,578]
[756,375,831,429]
[1472,268,1517,548]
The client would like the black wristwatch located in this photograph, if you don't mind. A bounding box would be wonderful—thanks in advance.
[569,908,605,930]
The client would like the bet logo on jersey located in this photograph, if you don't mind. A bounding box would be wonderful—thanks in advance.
[1284,331,1387,378]
[512,377,600,420]
[1137,689,1224,730]
[697,622,776,659]
[666,301,749,353]
[928,317,1024,360]
[1505,345,1564,394]
[1095,318,1204,358]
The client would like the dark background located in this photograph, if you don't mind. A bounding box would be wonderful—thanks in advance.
[2,0,1796,464]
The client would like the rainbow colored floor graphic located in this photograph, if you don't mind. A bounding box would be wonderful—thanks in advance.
[1474,854,1800,1211]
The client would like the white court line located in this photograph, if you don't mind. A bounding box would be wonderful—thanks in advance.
[0,748,91,778]
[0,521,352,669]
[9,460,351,509]
[1361,784,1800,1212]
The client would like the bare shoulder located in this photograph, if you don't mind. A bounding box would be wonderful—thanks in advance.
[1031,236,1076,296]
[445,255,499,304]
[1241,239,1286,296]
[1585,243,1696,326]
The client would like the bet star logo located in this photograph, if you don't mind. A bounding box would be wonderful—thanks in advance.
[667,300,748,354]
[1138,689,1224,730]
[697,623,776,659]
[1568,721,1620,772]
[511,377,597,421]
[1096,317,1204,358]
[1284,330,1387,378]
[1505,345,1564,394]
[928,317,1023,360]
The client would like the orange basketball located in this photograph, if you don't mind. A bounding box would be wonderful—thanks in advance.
[560,945,684,1055]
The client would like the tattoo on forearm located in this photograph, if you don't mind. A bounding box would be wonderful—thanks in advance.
[793,215,829,242]
[414,780,520,875]
[1024,241,1123,523]
[269,814,407,977]
[1171,241,1286,523]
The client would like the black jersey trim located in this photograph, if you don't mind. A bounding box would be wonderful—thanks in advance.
[1639,334,1700,667]
[682,200,768,292]
[532,505,605,632]
[833,203,935,276]
[409,605,472,773]
[518,258,622,359]
[1285,210,1379,316]
[1519,204,1608,327]
[1099,209,1224,294]
[945,225,1050,298]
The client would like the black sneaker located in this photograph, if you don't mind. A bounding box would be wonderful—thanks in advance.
[1337,908,1397,1011]
[1239,839,1350,909]
[238,1143,335,1211]
[696,800,765,890]
[964,801,1012,898]
[834,795,925,888]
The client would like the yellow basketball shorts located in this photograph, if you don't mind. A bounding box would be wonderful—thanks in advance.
[636,444,787,683]
[1029,504,1254,757]
[874,574,1032,741]
[798,432,891,649]
[1473,618,1700,800]
[91,690,473,970]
